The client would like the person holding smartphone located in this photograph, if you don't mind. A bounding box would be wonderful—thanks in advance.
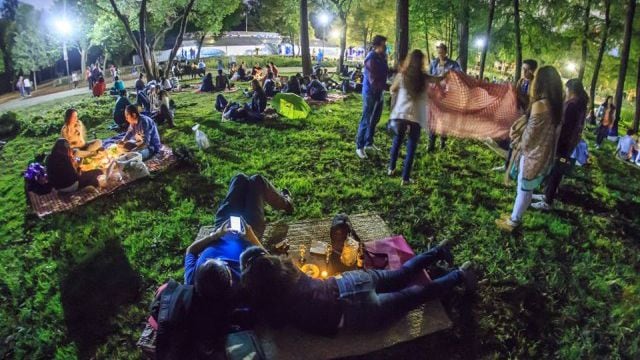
[184,173,294,298]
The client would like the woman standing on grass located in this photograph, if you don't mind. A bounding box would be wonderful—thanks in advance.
[595,96,615,149]
[387,49,441,186]
[496,66,564,232]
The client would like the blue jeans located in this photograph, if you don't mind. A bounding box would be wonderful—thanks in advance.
[335,246,463,329]
[356,90,384,149]
[138,147,157,161]
[389,120,421,181]
[213,174,293,239]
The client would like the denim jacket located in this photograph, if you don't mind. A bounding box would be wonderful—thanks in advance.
[429,57,461,76]
[124,114,161,153]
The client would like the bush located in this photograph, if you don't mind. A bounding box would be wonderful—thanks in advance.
[0,112,19,137]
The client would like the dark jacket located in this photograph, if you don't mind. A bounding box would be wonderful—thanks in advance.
[557,98,586,158]
[114,96,131,127]
[250,91,267,113]
[46,152,78,190]
[362,50,389,95]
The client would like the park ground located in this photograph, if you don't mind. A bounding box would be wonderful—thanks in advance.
[0,73,639,359]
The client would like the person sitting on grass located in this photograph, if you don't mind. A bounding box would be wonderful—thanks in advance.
[120,105,162,160]
[152,90,175,127]
[135,73,145,92]
[217,80,267,123]
[113,90,131,131]
[282,73,302,96]
[616,129,637,161]
[61,108,103,158]
[251,64,263,79]
[199,73,214,93]
[46,138,103,193]
[263,71,277,98]
[161,76,172,91]
[109,76,125,95]
[321,68,340,90]
[92,76,106,97]
[307,75,328,101]
[268,62,279,78]
[136,89,151,113]
[240,239,476,337]
[215,69,232,92]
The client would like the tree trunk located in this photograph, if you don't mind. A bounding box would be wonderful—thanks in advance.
[338,16,348,73]
[32,70,37,90]
[162,0,196,78]
[102,50,108,73]
[80,48,86,80]
[300,0,313,76]
[395,0,409,66]
[513,0,522,83]
[458,0,470,72]
[196,33,206,61]
[633,57,640,132]
[612,0,635,133]
[589,0,611,111]
[578,0,591,81]
[479,0,496,79]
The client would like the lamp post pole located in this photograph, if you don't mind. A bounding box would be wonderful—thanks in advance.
[63,0,71,88]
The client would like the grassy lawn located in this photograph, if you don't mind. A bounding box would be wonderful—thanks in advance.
[0,82,639,359]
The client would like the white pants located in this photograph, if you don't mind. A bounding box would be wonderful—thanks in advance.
[511,156,532,222]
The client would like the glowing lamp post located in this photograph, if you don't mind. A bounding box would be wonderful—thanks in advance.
[565,61,577,74]
[318,13,331,54]
[55,20,72,88]
[474,37,486,72]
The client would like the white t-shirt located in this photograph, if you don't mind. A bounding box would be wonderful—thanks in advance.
[23,78,31,88]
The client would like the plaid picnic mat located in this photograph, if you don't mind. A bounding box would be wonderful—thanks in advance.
[27,145,177,218]
[304,92,348,106]
[428,71,522,140]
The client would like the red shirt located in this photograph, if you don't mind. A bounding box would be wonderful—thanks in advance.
[92,81,106,97]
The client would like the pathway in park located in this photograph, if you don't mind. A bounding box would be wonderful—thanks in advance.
[0,67,305,112]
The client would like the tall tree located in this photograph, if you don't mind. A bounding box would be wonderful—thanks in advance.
[613,0,636,131]
[479,0,496,79]
[349,0,393,52]
[329,0,354,73]
[513,0,522,82]
[458,0,470,72]
[578,0,591,81]
[589,0,611,111]
[90,0,197,80]
[0,0,18,88]
[191,0,241,61]
[300,0,313,76]
[395,0,409,65]
[634,56,640,132]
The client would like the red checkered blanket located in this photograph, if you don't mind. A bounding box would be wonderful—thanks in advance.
[427,71,522,140]
[27,145,177,218]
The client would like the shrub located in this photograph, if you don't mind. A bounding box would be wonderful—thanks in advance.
[0,112,19,137]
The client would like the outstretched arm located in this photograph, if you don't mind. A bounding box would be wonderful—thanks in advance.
[186,221,229,256]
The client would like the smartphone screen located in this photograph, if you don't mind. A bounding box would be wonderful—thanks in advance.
[230,216,242,232]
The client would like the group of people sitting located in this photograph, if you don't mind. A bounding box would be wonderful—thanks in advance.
[131,74,176,128]
[154,173,477,356]
[46,106,163,194]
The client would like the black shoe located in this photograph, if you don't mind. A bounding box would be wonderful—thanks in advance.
[459,261,477,294]
[437,238,455,265]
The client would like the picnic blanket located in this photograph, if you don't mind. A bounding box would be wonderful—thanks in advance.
[27,145,177,218]
[258,213,451,359]
[427,71,522,140]
[304,92,348,106]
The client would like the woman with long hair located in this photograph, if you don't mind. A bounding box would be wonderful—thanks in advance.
[46,138,103,193]
[595,95,615,148]
[532,78,588,210]
[388,49,442,185]
[240,243,475,337]
[60,108,103,158]
[496,65,564,231]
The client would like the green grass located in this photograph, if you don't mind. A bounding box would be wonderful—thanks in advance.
[1,88,639,359]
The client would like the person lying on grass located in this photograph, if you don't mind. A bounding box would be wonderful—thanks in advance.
[216,79,268,123]
[240,240,476,337]
[119,105,162,161]
[46,138,104,194]
[61,108,103,158]
[184,173,293,310]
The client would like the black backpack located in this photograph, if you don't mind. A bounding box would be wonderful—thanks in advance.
[138,279,195,359]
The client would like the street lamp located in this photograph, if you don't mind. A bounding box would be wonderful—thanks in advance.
[55,19,72,88]
[565,61,577,73]
[474,37,485,72]
[318,13,331,54]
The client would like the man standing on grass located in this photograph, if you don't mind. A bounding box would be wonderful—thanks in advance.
[427,43,461,152]
[355,35,389,159]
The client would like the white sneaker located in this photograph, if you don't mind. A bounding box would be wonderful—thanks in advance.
[531,201,551,211]
[365,144,381,152]
[491,165,506,172]
[356,148,367,159]
[532,194,545,202]
[387,168,396,176]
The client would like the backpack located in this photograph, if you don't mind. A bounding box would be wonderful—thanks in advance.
[137,280,195,359]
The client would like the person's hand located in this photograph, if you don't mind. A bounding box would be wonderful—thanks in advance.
[211,220,231,238]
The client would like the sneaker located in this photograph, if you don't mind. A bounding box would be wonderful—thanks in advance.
[365,144,381,152]
[356,148,367,159]
[459,261,477,293]
[491,165,506,172]
[387,168,396,176]
[531,201,551,211]
[495,216,520,232]
[401,178,414,186]
[531,194,545,202]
